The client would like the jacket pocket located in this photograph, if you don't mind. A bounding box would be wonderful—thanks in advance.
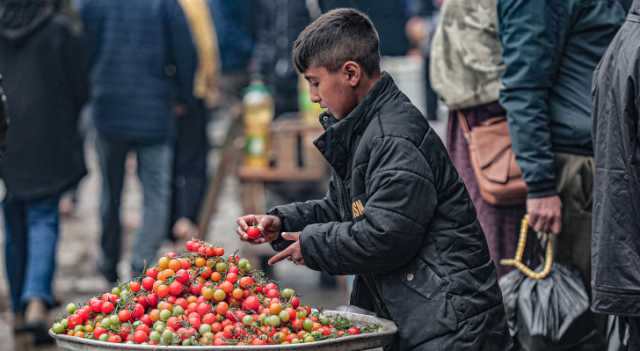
[401,258,447,300]
[378,259,458,349]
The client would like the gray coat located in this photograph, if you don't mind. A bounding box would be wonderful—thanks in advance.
[270,74,511,350]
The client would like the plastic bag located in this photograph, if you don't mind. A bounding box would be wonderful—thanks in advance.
[500,263,605,350]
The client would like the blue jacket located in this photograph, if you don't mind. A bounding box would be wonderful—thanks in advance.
[80,0,196,142]
[209,0,254,73]
[498,0,625,197]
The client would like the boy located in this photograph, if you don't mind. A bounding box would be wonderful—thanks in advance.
[236,8,510,350]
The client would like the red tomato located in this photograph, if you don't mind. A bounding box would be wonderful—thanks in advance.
[139,314,153,327]
[219,281,234,294]
[118,309,131,322]
[129,281,141,292]
[197,302,211,316]
[239,276,254,289]
[93,327,107,339]
[133,330,147,344]
[246,226,262,240]
[347,327,361,335]
[89,298,102,313]
[242,296,260,311]
[175,269,190,284]
[146,267,158,279]
[291,296,300,309]
[226,272,238,284]
[101,301,114,314]
[169,281,184,296]
[107,334,122,343]
[213,247,225,257]
[142,277,155,291]
[216,301,229,315]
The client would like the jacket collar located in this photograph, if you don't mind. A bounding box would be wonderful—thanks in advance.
[313,72,394,178]
[633,0,640,15]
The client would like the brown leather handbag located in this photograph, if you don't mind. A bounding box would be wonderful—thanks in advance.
[458,112,527,205]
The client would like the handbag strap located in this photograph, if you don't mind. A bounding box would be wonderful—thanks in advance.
[457,111,472,141]
[500,215,555,280]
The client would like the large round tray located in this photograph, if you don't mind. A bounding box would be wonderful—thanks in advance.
[50,310,397,351]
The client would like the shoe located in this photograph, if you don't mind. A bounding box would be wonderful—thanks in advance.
[97,260,119,284]
[22,299,54,345]
[172,217,199,240]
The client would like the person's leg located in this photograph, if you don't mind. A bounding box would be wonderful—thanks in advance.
[95,134,128,282]
[555,153,607,346]
[170,105,208,239]
[132,141,173,276]
[2,196,28,314]
[21,195,60,310]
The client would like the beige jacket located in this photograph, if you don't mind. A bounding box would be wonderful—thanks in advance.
[430,0,503,110]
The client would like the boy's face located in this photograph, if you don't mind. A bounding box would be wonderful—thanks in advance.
[304,64,360,119]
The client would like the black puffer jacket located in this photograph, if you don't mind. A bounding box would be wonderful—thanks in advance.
[0,0,87,200]
[270,74,510,350]
[591,0,640,317]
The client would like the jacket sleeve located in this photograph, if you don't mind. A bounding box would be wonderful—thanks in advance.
[78,0,103,72]
[267,176,341,251]
[498,0,569,198]
[299,136,438,275]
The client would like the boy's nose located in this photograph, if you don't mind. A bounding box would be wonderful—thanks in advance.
[310,94,321,104]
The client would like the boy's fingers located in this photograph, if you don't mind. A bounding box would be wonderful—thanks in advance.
[281,232,300,241]
[268,246,293,266]
[235,228,248,241]
[236,217,250,231]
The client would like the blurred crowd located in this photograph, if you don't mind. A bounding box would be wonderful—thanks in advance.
[0,0,638,349]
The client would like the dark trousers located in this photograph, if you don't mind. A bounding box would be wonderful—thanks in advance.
[169,103,208,237]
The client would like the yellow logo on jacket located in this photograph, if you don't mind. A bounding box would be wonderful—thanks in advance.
[352,199,365,219]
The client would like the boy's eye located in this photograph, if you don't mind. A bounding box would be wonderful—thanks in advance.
[310,81,319,87]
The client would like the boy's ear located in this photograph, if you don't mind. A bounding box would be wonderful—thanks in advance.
[342,61,363,87]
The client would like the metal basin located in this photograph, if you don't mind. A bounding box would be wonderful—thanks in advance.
[50,310,397,351]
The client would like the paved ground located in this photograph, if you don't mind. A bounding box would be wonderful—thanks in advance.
[0,109,447,350]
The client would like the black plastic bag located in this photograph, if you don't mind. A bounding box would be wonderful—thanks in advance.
[500,263,605,350]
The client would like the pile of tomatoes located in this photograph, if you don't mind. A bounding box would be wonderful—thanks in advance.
[51,239,377,346]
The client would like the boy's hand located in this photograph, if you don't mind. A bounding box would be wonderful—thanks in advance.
[235,214,281,244]
[268,232,305,266]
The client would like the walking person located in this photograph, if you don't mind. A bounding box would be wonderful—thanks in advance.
[169,0,219,240]
[498,0,626,346]
[80,0,196,282]
[430,0,525,278]
[592,0,640,347]
[0,0,88,342]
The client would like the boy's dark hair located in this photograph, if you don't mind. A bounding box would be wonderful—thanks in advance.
[292,8,380,76]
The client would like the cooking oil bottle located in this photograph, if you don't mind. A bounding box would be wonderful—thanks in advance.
[243,80,274,168]
[298,74,323,126]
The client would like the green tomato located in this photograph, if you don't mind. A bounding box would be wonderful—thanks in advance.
[319,315,330,326]
[109,315,119,325]
[182,339,193,346]
[65,303,77,314]
[297,310,308,319]
[268,315,281,327]
[303,318,314,332]
[74,325,84,333]
[242,315,254,326]
[304,335,315,343]
[238,258,251,271]
[161,330,174,345]
[99,333,109,342]
[51,322,65,334]
[279,310,290,322]
[215,262,228,273]
[153,321,166,332]
[111,287,121,296]
[281,288,295,299]
[199,324,212,334]
[159,309,172,321]
[149,330,161,342]
[101,318,111,328]
[172,305,184,316]
[60,318,68,329]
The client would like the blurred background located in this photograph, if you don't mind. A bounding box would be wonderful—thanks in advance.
[0,0,447,349]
